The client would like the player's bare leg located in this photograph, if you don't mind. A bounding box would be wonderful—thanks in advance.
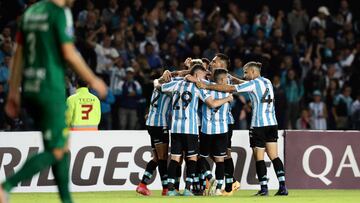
[0,185,9,203]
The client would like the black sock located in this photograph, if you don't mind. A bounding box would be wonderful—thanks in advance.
[194,161,202,191]
[158,160,168,189]
[224,158,234,192]
[272,157,286,187]
[185,160,196,190]
[256,160,268,190]
[215,162,224,189]
[175,164,181,190]
[167,160,179,191]
[198,157,212,180]
[141,160,157,185]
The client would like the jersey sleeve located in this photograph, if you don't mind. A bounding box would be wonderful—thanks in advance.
[197,87,211,102]
[234,81,255,93]
[161,80,178,93]
[54,8,74,44]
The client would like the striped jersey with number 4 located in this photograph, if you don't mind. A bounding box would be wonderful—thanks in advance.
[161,80,210,134]
[17,1,74,100]
[235,77,278,127]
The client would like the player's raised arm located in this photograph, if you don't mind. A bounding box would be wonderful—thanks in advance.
[171,57,204,77]
[61,43,107,99]
[233,80,256,93]
[228,74,246,84]
[158,70,172,84]
[153,70,173,90]
[171,69,191,77]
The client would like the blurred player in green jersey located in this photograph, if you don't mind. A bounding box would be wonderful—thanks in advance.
[0,0,107,202]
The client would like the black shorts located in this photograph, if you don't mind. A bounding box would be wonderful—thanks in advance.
[249,125,278,148]
[146,126,169,149]
[171,133,199,157]
[199,132,228,158]
[227,124,235,149]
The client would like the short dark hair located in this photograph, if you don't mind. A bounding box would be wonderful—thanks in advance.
[243,61,262,71]
[201,58,210,65]
[77,79,88,88]
[215,53,230,69]
[190,64,206,76]
[214,68,228,82]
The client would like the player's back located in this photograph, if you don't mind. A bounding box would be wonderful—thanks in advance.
[171,81,204,134]
[201,84,230,134]
[146,88,172,127]
[66,87,101,130]
[249,77,277,127]
[20,1,74,100]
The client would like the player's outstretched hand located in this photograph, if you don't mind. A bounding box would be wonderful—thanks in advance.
[161,70,172,83]
[184,57,192,69]
[90,77,108,99]
[5,92,20,119]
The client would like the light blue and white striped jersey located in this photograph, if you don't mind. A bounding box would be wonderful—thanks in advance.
[145,88,172,127]
[161,80,210,135]
[201,87,230,134]
[227,103,235,124]
[234,77,277,127]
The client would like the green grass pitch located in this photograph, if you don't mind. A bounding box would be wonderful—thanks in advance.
[10,190,360,203]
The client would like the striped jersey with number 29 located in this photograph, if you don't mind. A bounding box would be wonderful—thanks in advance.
[235,77,277,127]
[161,80,210,135]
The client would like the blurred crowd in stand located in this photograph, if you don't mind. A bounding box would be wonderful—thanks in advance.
[0,0,359,130]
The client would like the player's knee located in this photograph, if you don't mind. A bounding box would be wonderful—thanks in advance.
[187,155,197,161]
[265,150,278,160]
[171,155,181,162]
[253,147,265,160]
[155,144,168,160]
[215,157,224,162]
[52,149,65,161]
[52,145,69,161]
[157,152,168,160]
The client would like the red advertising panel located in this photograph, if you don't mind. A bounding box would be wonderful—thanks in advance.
[285,131,360,189]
